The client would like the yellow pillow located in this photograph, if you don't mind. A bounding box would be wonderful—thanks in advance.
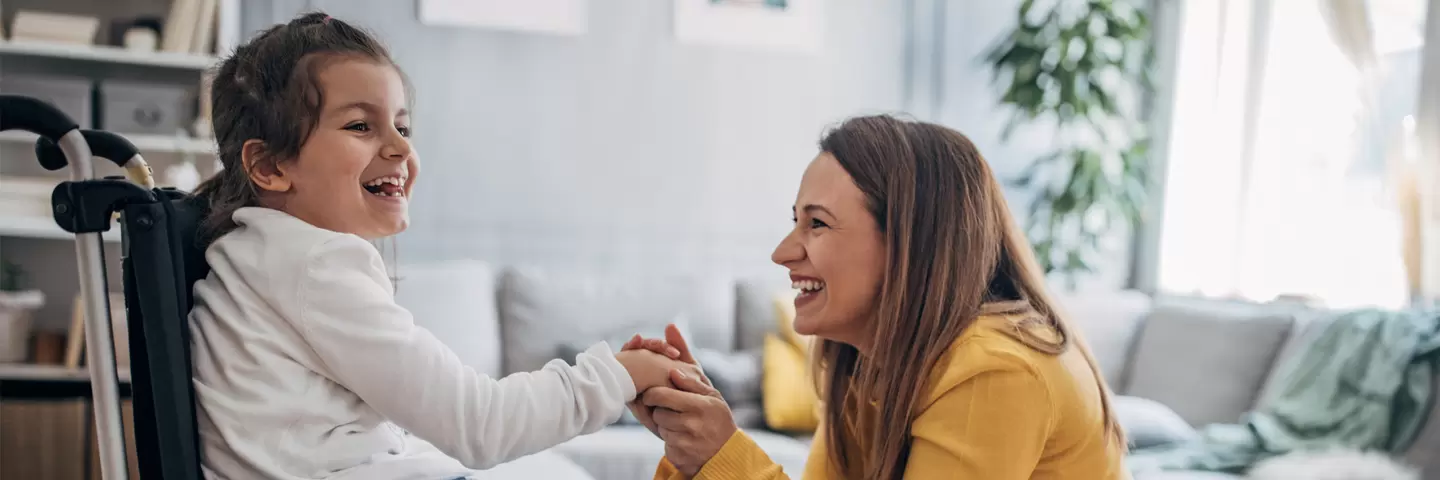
[762,333,820,433]
[762,289,821,432]
[772,291,810,353]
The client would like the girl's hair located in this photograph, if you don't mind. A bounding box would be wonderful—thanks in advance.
[194,11,405,245]
[809,114,1125,479]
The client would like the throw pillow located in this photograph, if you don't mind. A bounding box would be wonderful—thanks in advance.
[692,348,765,429]
[773,290,810,353]
[762,333,820,433]
[1113,395,1200,451]
[555,318,692,425]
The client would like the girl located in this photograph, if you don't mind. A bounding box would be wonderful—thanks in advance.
[187,12,690,480]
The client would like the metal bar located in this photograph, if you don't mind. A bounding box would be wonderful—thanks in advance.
[60,129,129,480]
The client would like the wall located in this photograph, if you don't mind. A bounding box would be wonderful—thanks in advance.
[246,0,908,279]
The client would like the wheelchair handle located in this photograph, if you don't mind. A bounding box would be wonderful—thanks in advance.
[0,94,80,142]
[36,130,156,188]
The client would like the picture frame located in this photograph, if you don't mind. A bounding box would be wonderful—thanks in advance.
[417,0,588,36]
[673,0,823,53]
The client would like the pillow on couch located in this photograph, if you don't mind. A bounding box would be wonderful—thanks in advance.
[555,322,767,429]
[1114,395,1200,451]
[763,291,821,433]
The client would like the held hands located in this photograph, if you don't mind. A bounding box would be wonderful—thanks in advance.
[621,324,737,477]
[614,347,697,395]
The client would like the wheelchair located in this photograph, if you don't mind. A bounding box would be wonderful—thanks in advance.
[1,94,208,480]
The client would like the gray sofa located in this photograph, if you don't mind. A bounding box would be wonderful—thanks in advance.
[394,260,1440,480]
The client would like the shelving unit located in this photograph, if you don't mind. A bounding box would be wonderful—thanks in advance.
[0,0,239,390]
[0,39,218,70]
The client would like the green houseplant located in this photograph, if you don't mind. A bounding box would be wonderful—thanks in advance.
[984,0,1155,288]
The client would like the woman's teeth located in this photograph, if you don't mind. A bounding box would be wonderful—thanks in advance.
[362,176,407,197]
[792,279,825,293]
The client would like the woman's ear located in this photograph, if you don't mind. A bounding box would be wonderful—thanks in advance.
[242,139,291,193]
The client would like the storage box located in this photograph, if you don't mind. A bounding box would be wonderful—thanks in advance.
[0,74,94,128]
[100,80,194,135]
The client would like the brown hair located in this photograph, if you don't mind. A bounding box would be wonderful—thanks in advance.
[194,11,407,245]
[810,114,1124,479]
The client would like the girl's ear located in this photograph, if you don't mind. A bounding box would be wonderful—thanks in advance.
[242,139,291,193]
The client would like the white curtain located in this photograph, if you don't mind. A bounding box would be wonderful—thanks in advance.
[1416,0,1440,303]
[1154,0,1432,308]
[1318,0,1435,305]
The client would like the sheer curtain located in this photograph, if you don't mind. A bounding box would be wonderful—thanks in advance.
[1155,0,1434,308]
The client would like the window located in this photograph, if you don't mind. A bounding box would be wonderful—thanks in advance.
[1156,0,1432,309]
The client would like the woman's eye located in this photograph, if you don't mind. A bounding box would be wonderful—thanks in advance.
[810,218,829,229]
[345,122,369,132]
[396,126,411,137]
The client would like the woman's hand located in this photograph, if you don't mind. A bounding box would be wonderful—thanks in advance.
[621,324,708,438]
[643,370,738,477]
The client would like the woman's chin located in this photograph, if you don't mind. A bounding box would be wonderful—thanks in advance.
[792,315,822,336]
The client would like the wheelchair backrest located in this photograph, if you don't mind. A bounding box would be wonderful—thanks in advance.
[120,188,210,480]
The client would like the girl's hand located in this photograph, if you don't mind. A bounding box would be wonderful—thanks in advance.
[621,324,706,438]
[614,350,694,395]
[622,334,681,360]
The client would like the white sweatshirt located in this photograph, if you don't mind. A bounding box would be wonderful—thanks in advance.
[187,207,635,480]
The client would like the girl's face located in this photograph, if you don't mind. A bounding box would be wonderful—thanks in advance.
[247,58,418,239]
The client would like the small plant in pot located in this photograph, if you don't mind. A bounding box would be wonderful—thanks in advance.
[0,260,45,363]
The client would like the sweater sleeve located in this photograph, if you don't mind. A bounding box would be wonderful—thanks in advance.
[295,235,637,469]
[652,428,833,480]
[903,350,1053,479]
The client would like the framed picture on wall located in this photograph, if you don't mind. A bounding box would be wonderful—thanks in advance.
[417,0,588,36]
[673,0,823,53]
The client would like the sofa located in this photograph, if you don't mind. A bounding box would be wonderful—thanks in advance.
[393,260,1440,480]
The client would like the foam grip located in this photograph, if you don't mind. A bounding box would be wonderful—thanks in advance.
[35,129,142,170]
[0,94,79,141]
[34,136,68,171]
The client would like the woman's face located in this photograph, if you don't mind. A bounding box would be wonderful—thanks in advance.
[771,153,886,351]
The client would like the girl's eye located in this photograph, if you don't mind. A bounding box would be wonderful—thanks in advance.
[397,126,411,137]
[345,122,369,132]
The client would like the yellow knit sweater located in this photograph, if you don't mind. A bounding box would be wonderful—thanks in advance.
[653,314,1130,479]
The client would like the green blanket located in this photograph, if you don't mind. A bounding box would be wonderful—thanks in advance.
[1128,307,1440,474]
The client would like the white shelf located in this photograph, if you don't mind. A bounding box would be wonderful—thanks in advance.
[0,214,121,243]
[0,363,131,383]
[0,40,218,70]
[0,130,216,156]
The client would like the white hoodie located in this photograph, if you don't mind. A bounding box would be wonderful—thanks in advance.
[188,207,634,480]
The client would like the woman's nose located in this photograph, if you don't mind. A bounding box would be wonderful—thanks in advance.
[771,229,803,266]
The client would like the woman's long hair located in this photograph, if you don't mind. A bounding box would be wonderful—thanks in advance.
[809,115,1124,479]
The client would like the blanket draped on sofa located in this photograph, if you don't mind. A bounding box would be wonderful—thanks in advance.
[1128,307,1440,474]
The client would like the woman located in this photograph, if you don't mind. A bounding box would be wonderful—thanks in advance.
[624,115,1130,479]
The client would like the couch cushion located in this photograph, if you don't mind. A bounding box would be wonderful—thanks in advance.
[472,449,594,479]
[1122,297,1296,426]
[1049,289,1153,387]
[552,426,810,480]
[736,276,792,351]
[394,260,503,377]
[497,267,735,374]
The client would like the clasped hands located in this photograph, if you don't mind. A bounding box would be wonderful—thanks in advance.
[619,324,740,477]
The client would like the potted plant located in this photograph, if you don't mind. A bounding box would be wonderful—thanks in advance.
[0,259,45,363]
[984,0,1155,289]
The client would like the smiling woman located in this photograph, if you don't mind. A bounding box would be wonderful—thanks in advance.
[629,114,1131,480]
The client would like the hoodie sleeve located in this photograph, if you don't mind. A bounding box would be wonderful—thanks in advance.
[293,234,636,469]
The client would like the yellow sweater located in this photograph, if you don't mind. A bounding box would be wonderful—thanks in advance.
[653,314,1130,479]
